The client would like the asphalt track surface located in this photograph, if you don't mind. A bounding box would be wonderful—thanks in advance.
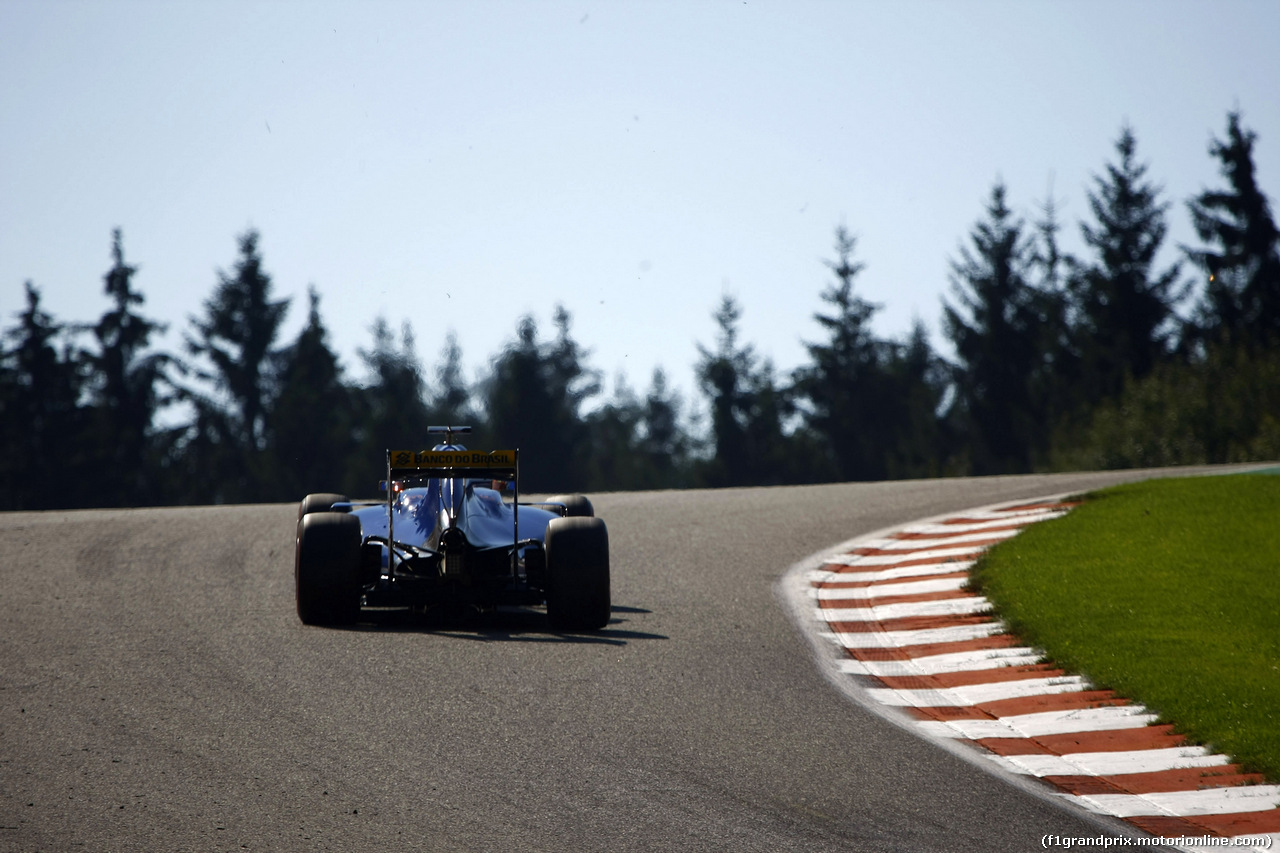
[0,466,1255,852]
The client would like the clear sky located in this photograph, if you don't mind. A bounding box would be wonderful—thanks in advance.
[3,0,1278,415]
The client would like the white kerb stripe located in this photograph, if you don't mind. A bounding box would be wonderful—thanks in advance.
[864,527,1027,551]
[917,719,1023,740]
[1001,746,1229,778]
[931,507,1068,523]
[1001,705,1161,737]
[919,706,1162,740]
[865,675,1090,707]
[818,596,992,622]
[813,575,968,600]
[841,545,987,567]
[838,647,1042,676]
[903,515,1057,536]
[953,675,1092,704]
[813,560,978,584]
[825,621,1007,649]
[1074,785,1280,817]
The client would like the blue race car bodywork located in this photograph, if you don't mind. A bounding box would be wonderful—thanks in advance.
[294,426,609,630]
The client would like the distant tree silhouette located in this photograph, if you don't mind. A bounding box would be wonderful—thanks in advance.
[266,286,360,500]
[695,295,756,486]
[943,181,1045,474]
[743,356,818,484]
[793,227,893,481]
[880,319,948,479]
[0,283,88,508]
[483,307,599,492]
[583,374,645,489]
[429,330,477,429]
[1186,110,1280,347]
[9,105,1279,509]
[544,305,602,466]
[635,367,692,489]
[1027,192,1081,429]
[485,316,544,474]
[696,294,811,486]
[181,229,290,502]
[1070,126,1186,403]
[1053,335,1280,470]
[82,229,172,506]
[1053,113,1280,473]
[357,315,432,460]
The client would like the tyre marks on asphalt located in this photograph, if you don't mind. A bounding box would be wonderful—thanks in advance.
[804,500,1280,852]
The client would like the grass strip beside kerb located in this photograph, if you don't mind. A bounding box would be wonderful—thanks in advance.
[969,473,1280,780]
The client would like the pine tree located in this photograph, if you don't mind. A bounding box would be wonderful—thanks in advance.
[742,356,812,484]
[429,330,475,428]
[182,229,290,502]
[0,283,88,508]
[1187,110,1280,347]
[942,181,1043,474]
[483,307,599,491]
[484,314,545,465]
[695,295,806,486]
[266,286,359,500]
[1028,192,1080,424]
[357,316,432,457]
[83,229,171,506]
[583,375,644,490]
[1071,125,1186,402]
[544,305,601,479]
[793,227,891,481]
[880,320,947,479]
[695,295,755,486]
[636,367,691,489]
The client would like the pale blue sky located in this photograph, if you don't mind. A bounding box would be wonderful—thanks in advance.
[3,0,1278,412]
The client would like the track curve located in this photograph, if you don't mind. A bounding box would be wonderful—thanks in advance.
[0,466,1254,852]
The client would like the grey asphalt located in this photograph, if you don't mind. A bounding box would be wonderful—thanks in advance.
[0,466,1253,852]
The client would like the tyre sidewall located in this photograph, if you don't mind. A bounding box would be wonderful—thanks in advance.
[296,512,362,625]
[545,494,594,518]
[298,492,349,521]
[544,516,610,630]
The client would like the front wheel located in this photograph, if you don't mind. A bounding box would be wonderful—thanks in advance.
[296,512,362,625]
[544,517,610,631]
[298,492,348,520]
[545,494,594,517]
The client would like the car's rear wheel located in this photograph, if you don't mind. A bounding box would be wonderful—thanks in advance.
[298,492,348,520]
[546,493,594,517]
[296,512,362,625]
[544,517,610,631]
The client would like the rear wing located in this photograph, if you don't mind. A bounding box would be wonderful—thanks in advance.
[384,448,522,570]
[386,449,518,482]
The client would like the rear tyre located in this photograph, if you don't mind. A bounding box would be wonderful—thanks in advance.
[544,517,610,631]
[298,492,348,520]
[296,512,362,625]
[545,494,594,518]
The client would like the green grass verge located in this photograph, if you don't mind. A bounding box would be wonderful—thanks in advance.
[969,472,1280,779]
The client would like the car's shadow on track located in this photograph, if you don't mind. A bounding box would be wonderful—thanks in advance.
[339,605,668,646]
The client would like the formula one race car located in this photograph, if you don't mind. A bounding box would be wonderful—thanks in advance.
[294,426,610,630]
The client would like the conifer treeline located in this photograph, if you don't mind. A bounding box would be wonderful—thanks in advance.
[3,113,1277,509]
